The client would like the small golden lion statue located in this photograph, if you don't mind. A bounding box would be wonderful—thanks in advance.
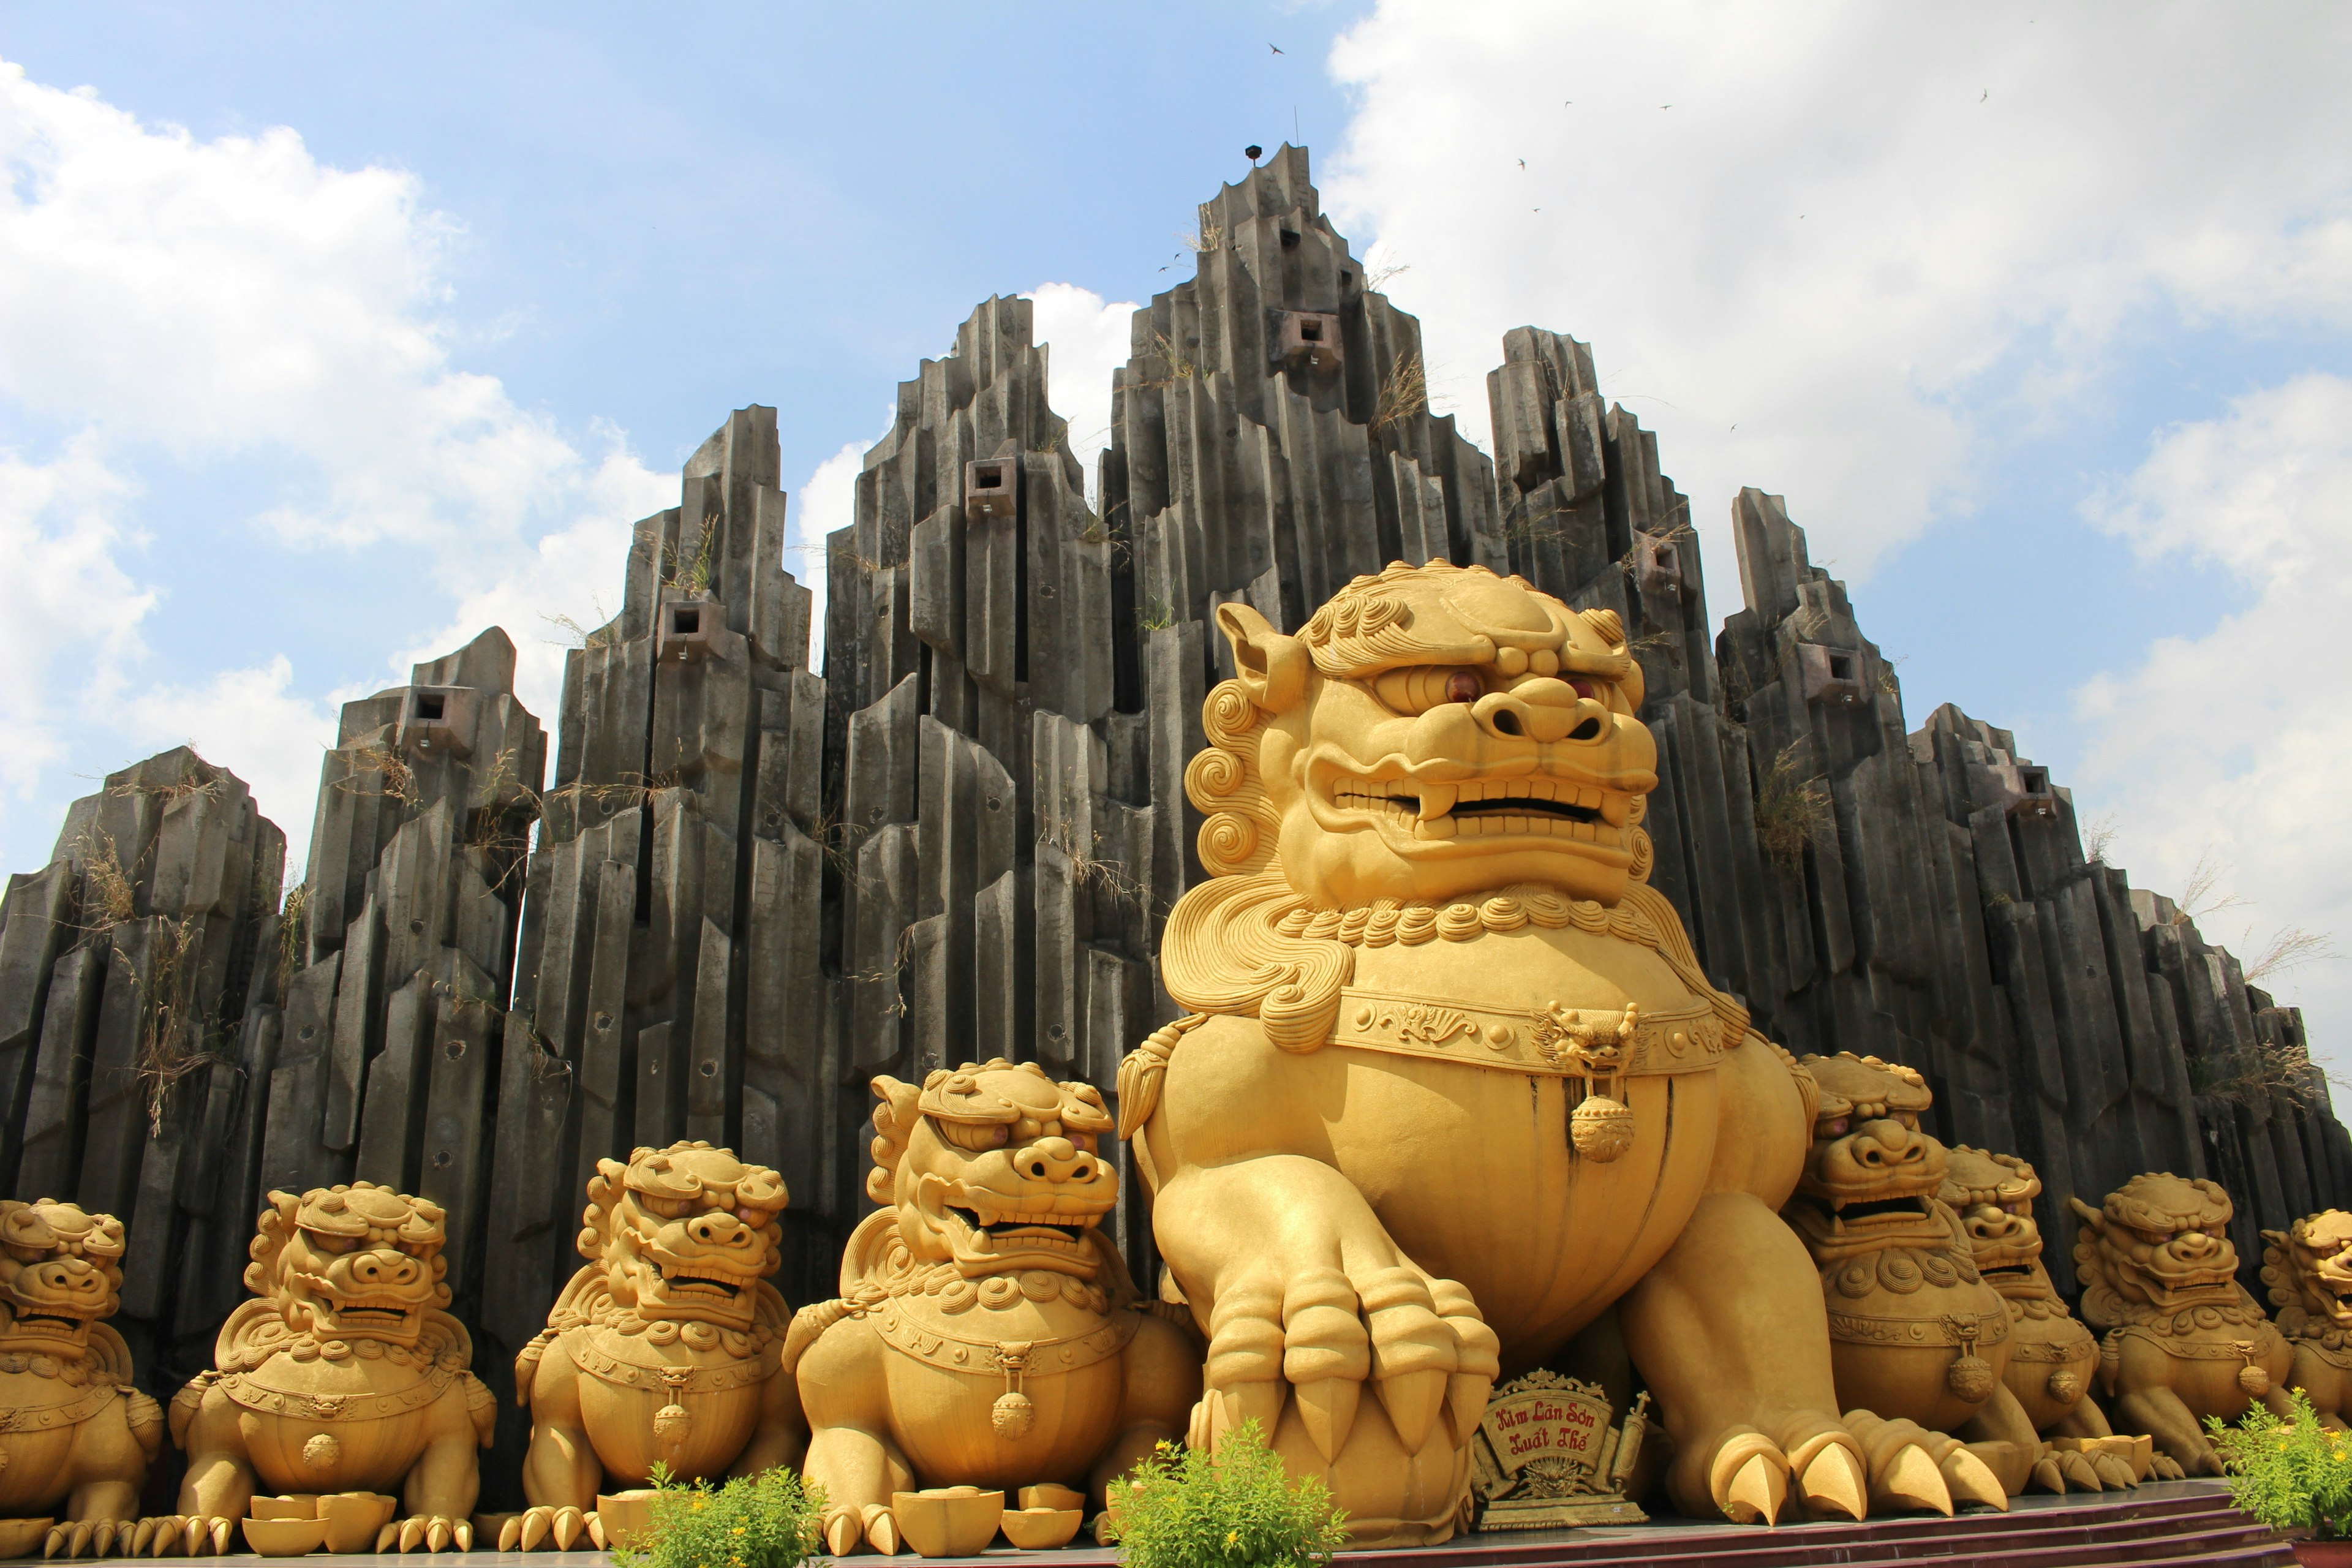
[2261,1210,2352,1428]
[0,1200,162,1559]
[1123,562,1983,1535]
[2071,1173,2293,1474]
[1783,1055,2024,1505]
[171,1184,495,1552]
[791,1061,1200,1556]
[1940,1147,2178,1490]
[508,1142,804,1550]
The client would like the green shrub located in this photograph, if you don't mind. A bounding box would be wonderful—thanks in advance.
[619,1466,826,1568]
[1109,1421,1348,1568]
[2207,1389,2352,1538]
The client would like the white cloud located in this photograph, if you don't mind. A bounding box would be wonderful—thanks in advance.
[122,657,341,874]
[1321,2,2352,581]
[0,59,669,875]
[1027,281,1137,503]
[2073,372,2352,1059]
[0,436,151,842]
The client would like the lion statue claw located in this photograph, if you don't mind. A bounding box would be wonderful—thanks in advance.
[170,1184,494,1552]
[509,1141,804,1550]
[1127,564,1967,1535]
[0,1200,160,1561]
[2261,1210,2352,1430]
[2072,1173,2293,1475]
[793,1061,1199,1556]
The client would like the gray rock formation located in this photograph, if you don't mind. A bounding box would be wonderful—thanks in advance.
[0,143,2338,1506]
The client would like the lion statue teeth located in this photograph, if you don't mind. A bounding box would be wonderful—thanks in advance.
[0,1200,162,1560]
[1939,1147,2180,1490]
[170,1184,494,1552]
[2071,1172,2294,1474]
[791,1060,1200,1557]
[508,1142,805,1551]
[1124,562,1980,1536]
[2261,1210,2352,1430]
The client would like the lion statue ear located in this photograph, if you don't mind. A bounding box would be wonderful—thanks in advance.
[1215,601,1308,714]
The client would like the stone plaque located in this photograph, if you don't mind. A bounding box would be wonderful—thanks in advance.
[1470,1370,1648,1531]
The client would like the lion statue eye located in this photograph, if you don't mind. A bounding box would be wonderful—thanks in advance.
[638,1196,694,1220]
[1370,666,1484,714]
[936,1120,1012,1153]
[306,1231,361,1256]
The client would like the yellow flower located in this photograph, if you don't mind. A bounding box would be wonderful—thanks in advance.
[1226,1531,1240,1547]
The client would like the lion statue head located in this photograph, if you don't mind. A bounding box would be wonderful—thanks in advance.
[2262,1210,2352,1340]
[0,1198,126,1355]
[1938,1148,2049,1300]
[579,1142,789,1334]
[867,1060,1118,1282]
[245,1183,450,1347]
[1784,1054,1953,1265]
[1193,562,1656,913]
[2069,1174,2244,1324]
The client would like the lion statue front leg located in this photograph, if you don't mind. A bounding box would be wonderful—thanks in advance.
[1152,1154,1498,1545]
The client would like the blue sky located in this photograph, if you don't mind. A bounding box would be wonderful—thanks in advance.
[4,3,2351,1058]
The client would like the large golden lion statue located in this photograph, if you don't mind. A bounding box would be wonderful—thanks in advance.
[1121,562,1972,1537]
[1782,1055,2024,1504]
[172,1184,495,1552]
[509,1142,804,1550]
[2071,1173,2293,1474]
[2261,1209,2352,1428]
[1939,1147,2173,1490]
[791,1061,1199,1555]
[0,1200,162,1559]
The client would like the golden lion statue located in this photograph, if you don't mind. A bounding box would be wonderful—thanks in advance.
[172,1184,495,1551]
[2262,1210,2352,1428]
[0,1200,162,1559]
[1121,562,1974,1536]
[2071,1173,2293,1474]
[791,1061,1199,1556]
[1940,1147,2175,1490]
[1782,1055,2024,1504]
[509,1142,804,1550]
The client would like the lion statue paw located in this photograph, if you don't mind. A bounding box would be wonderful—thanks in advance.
[40,1518,134,1559]
[118,1515,236,1557]
[374,1515,471,1553]
[499,1505,603,1552]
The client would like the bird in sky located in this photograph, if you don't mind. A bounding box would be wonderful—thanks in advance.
[1662,104,1673,110]
[1981,88,1989,101]
[1269,42,1283,53]
[1517,159,1526,170]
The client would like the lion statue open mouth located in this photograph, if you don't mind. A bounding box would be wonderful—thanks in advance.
[508,1142,803,1551]
[1123,562,1999,1537]
[170,1185,494,1553]
[791,1061,1198,1556]
[2262,1209,2352,1431]
[2071,1174,2293,1474]
[0,1200,162,1559]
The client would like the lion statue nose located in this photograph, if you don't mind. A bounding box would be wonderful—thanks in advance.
[350,1249,420,1287]
[1850,1119,1926,1169]
[1014,1136,1095,1184]
[687,1212,753,1249]
[1970,1205,2025,1240]
[37,1259,99,1295]
[1471,678,1590,744]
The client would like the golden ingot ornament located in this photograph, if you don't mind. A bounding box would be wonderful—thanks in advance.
[2071,1172,2295,1477]
[793,1061,1200,1557]
[170,1183,494,1554]
[1122,564,1994,1535]
[0,1200,164,1561]
[508,1142,804,1553]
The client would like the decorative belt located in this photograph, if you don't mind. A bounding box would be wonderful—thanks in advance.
[566,1332,775,1396]
[2007,1332,2095,1363]
[874,1305,1138,1381]
[0,1382,123,1431]
[218,1368,452,1423]
[1826,1309,2011,1349]
[2105,1325,2280,1361]
[1328,989,1725,1077]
